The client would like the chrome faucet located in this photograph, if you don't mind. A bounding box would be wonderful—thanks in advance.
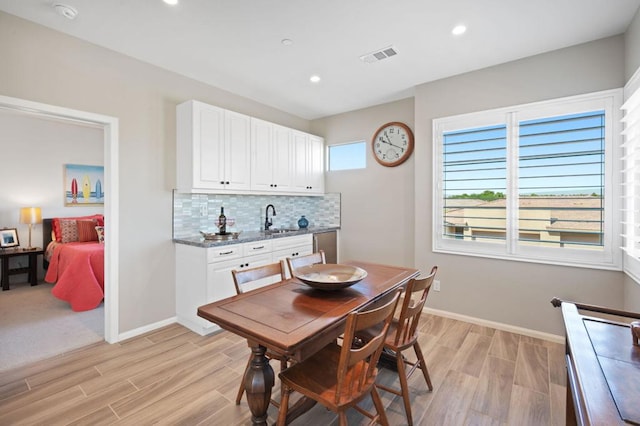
[265,204,276,231]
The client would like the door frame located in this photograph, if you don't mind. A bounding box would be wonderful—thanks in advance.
[0,94,119,343]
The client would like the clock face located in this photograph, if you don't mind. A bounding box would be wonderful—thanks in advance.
[372,122,414,167]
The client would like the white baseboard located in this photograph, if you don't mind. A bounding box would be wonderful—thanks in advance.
[116,316,178,342]
[423,308,564,344]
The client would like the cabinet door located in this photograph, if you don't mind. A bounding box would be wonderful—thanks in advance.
[224,110,251,190]
[273,245,314,279]
[198,105,226,188]
[250,118,275,191]
[307,135,325,194]
[290,130,309,193]
[272,124,293,192]
[251,120,292,192]
[177,101,226,191]
[207,257,244,303]
[234,253,274,292]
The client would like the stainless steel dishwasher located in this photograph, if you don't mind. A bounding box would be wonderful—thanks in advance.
[313,230,337,263]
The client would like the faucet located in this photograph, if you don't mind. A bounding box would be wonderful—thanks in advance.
[265,204,276,231]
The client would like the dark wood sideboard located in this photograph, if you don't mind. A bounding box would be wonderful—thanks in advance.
[552,298,640,425]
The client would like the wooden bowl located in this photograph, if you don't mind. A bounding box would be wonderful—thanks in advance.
[293,264,367,290]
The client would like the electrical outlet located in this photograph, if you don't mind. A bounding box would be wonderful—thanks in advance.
[200,204,208,217]
[433,280,441,292]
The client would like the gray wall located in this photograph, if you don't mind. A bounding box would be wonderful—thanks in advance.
[625,6,640,81]
[0,11,310,333]
[413,36,627,335]
[311,98,415,267]
[624,9,640,311]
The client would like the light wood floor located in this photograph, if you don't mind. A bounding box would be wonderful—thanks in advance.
[0,313,566,425]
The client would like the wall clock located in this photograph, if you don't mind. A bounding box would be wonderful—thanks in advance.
[371,121,414,167]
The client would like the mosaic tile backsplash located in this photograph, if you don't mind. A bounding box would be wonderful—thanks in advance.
[173,191,341,238]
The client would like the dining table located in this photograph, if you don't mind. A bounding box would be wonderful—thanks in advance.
[197,260,419,425]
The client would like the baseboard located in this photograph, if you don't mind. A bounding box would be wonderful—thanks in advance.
[423,307,564,344]
[117,316,178,342]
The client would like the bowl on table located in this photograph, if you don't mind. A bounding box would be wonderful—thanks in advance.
[293,264,367,290]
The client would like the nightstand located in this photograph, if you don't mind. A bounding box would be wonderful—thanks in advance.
[0,247,44,291]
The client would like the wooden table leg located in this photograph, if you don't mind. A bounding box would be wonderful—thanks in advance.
[245,344,274,425]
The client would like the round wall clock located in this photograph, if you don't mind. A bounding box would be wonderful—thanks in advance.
[371,121,414,167]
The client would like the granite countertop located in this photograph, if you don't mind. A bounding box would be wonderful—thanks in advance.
[173,226,340,248]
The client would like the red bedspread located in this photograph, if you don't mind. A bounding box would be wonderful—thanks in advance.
[45,242,105,311]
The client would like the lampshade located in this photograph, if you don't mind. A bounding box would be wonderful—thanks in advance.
[19,207,42,225]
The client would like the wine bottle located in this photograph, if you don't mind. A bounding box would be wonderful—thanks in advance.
[218,206,227,234]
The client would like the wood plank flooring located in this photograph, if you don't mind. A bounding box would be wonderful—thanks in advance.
[0,314,566,425]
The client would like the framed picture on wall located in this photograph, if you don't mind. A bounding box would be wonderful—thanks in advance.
[64,164,105,206]
[0,228,19,248]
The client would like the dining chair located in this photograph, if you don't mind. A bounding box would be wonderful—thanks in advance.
[231,261,288,406]
[286,249,326,278]
[276,289,401,426]
[374,266,438,425]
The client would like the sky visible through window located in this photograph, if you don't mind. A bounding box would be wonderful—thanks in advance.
[443,110,605,198]
[329,141,366,171]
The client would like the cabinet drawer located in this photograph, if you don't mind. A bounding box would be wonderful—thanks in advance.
[243,240,273,257]
[272,234,312,250]
[207,245,243,263]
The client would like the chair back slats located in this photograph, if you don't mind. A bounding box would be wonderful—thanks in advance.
[231,261,286,295]
[286,250,326,277]
[335,290,401,405]
[393,266,438,347]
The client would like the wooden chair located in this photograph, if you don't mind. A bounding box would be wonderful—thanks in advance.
[286,249,326,277]
[374,266,438,425]
[276,290,401,426]
[231,261,287,406]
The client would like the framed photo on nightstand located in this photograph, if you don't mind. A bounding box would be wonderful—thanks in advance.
[0,228,19,248]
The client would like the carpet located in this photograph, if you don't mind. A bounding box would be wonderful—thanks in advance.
[0,281,103,372]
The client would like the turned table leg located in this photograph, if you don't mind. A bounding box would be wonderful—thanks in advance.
[245,343,274,425]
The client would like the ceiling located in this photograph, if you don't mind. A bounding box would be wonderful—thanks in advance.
[1,0,639,120]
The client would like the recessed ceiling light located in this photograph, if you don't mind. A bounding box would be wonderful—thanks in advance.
[310,75,321,83]
[452,25,467,35]
[281,39,294,46]
[163,0,179,5]
[53,3,78,20]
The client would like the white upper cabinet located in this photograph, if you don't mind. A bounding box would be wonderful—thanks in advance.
[177,100,323,195]
[251,118,293,192]
[177,100,250,192]
[291,130,325,194]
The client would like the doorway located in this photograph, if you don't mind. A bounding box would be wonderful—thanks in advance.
[0,94,119,343]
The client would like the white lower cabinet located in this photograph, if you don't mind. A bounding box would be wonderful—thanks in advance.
[176,234,312,335]
[272,234,314,278]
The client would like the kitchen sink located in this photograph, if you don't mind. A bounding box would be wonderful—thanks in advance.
[264,228,298,235]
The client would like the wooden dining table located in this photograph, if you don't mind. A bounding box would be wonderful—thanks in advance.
[197,260,419,425]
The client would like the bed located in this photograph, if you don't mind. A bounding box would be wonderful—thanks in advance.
[43,215,105,312]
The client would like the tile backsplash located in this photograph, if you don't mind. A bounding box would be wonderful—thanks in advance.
[173,191,341,238]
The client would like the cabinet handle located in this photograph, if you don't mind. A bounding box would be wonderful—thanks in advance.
[226,181,230,184]
[219,250,234,255]
[220,181,225,184]
[253,246,265,250]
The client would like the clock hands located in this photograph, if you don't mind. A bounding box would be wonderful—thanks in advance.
[381,131,405,152]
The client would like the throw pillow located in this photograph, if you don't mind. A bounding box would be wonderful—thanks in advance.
[95,226,105,243]
[77,220,99,242]
[60,220,79,243]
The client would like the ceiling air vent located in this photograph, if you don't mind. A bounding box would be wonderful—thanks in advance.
[359,46,398,64]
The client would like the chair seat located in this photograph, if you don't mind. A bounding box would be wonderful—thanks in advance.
[279,342,377,410]
[359,320,413,350]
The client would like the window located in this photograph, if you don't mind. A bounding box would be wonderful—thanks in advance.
[622,85,640,280]
[433,90,622,269]
[328,141,366,171]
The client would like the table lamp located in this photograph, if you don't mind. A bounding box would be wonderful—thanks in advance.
[19,207,42,250]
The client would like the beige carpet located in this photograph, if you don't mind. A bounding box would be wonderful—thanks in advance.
[0,281,103,372]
